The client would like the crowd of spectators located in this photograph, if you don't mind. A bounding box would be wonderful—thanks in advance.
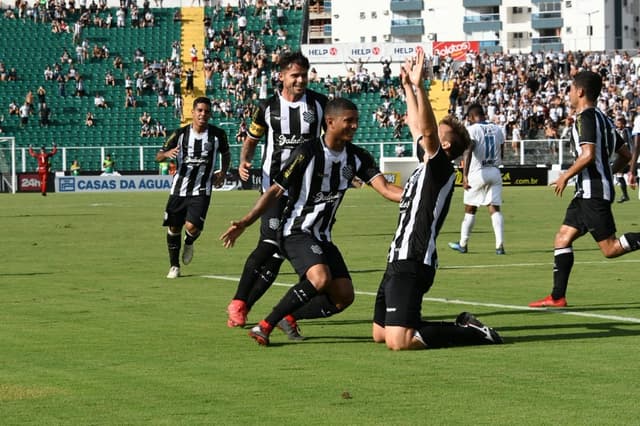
[430,48,640,145]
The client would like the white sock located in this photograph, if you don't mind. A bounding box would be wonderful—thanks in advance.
[460,213,475,246]
[491,211,504,248]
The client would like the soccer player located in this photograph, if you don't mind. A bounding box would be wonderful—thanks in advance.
[614,115,632,203]
[220,97,403,346]
[448,103,506,255]
[225,51,328,330]
[28,142,57,196]
[157,97,230,279]
[372,51,502,351]
[529,71,640,308]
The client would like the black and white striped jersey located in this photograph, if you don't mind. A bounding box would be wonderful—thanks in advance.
[248,90,328,192]
[161,124,229,196]
[571,107,624,201]
[388,148,456,267]
[274,137,381,241]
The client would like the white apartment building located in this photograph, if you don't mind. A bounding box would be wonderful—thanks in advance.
[308,0,640,53]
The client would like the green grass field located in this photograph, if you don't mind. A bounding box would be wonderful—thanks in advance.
[2,187,640,425]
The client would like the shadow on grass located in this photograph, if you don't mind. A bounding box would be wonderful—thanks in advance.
[501,321,640,343]
[422,308,640,344]
[0,213,102,218]
[0,272,53,277]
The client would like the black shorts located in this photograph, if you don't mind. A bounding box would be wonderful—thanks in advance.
[282,233,350,280]
[373,260,435,329]
[259,195,288,246]
[563,197,616,242]
[162,195,211,230]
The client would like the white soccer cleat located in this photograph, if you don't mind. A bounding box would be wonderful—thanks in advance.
[182,244,194,265]
[166,266,180,279]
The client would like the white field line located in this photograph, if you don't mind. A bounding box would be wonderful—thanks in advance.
[438,258,640,270]
[202,268,640,324]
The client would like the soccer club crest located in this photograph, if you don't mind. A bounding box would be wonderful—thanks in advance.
[341,164,354,181]
[302,110,316,124]
[268,217,280,230]
[204,141,214,152]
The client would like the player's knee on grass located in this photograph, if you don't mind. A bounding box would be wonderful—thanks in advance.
[372,323,386,343]
[384,326,417,351]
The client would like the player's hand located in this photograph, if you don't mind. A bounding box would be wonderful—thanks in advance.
[408,50,425,86]
[164,147,179,159]
[550,175,567,197]
[220,221,246,248]
[238,161,252,181]
[628,172,637,189]
[462,176,470,190]
[213,170,225,188]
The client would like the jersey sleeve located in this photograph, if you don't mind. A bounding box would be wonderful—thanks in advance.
[247,101,267,139]
[613,126,626,153]
[214,126,230,154]
[353,145,382,183]
[575,109,597,145]
[273,143,311,190]
[161,128,182,151]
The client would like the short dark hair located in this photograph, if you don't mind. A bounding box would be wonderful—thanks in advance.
[192,96,212,109]
[278,51,310,72]
[466,103,485,120]
[572,70,602,102]
[325,97,358,117]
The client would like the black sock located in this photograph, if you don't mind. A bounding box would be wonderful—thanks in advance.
[184,229,200,245]
[233,242,279,301]
[551,247,574,300]
[416,321,493,348]
[246,255,284,310]
[620,233,640,252]
[292,294,341,320]
[618,177,628,198]
[167,231,181,267]
[265,279,318,327]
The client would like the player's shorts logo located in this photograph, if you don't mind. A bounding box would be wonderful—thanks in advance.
[310,244,323,255]
[268,218,280,230]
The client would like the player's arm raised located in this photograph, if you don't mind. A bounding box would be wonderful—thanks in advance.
[408,50,439,158]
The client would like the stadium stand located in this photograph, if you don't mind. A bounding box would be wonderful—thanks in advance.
[0,2,417,174]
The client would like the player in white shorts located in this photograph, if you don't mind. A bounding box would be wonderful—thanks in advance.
[449,103,506,254]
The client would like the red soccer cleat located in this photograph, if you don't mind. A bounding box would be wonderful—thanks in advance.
[529,295,567,308]
[226,299,248,327]
[249,320,273,346]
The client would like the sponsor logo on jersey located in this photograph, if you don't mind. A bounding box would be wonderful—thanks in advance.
[277,134,305,147]
[313,192,341,204]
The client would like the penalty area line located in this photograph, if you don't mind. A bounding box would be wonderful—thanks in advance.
[202,274,640,324]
